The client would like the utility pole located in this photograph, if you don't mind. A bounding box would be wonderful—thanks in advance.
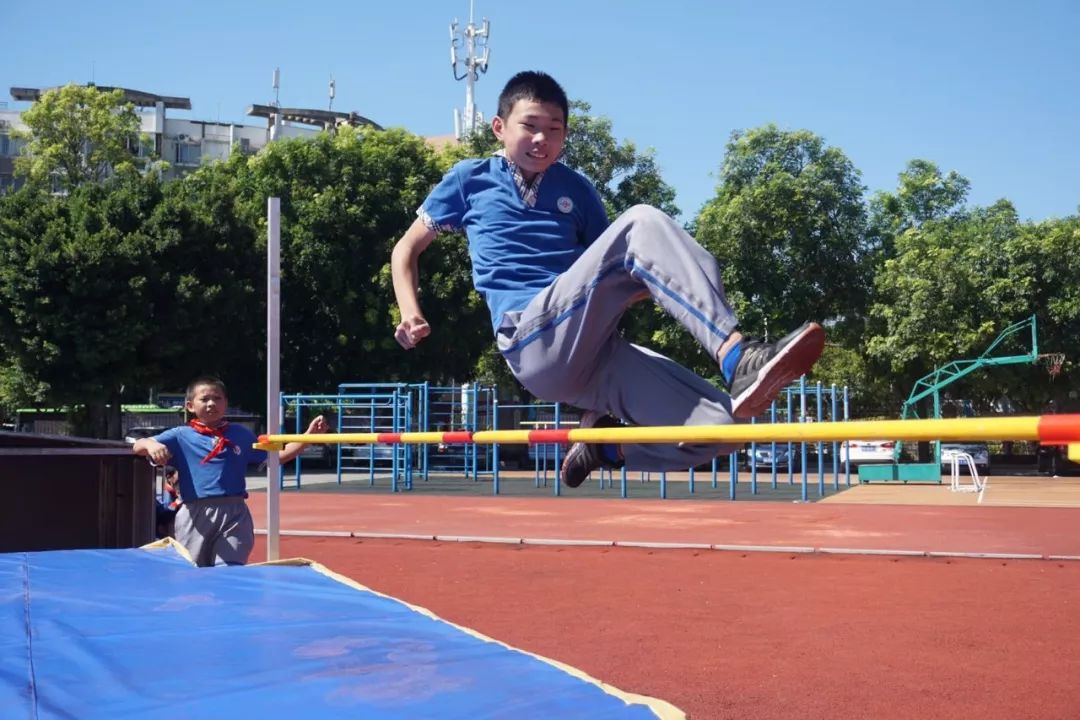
[450,1,490,139]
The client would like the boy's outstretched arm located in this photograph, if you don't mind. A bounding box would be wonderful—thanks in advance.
[277,415,329,464]
[391,218,437,350]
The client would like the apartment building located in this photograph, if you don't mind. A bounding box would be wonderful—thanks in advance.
[0,84,384,189]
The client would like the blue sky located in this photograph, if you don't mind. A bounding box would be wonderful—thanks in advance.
[4,1,1077,222]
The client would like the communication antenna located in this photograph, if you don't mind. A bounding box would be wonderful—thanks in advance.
[328,75,336,112]
[450,0,490,139]
[270,67,282,141]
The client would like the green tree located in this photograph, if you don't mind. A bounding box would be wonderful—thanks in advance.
[135,157,265,409]
[224,127,484,392]
[866,159,971,267]
[1010,215,1080,410]
[0,173,162,436]
[865,200,1051,415]
[14,84,143,192]
[694,124,872,346]
[563,101,679,218]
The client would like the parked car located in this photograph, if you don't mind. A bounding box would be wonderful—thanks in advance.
[939,442,990,475]
[298,443,337,469]
[1037,444,1080,476]
[744,443,800,471]
[124,426,169,444]
[840,440,896,465]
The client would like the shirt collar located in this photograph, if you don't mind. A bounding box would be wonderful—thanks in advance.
[495,150,544,207]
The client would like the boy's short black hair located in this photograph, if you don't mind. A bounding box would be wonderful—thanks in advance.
[497,71,569,124]
[185,376,227,401]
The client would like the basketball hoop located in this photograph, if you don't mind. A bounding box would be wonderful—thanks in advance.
[1038,353,1066,380]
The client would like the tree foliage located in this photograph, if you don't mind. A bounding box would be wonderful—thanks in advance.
[694,124,871,344]
[233,127,486,391]
[868,195,1080,415]
[2,85,1078,434]
[866,159,972,268]
[0,174,161,434]
[15,84,143,192]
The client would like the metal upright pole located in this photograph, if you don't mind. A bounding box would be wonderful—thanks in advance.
[265,197,281,562]
[817,381,825,496]
[800,376,808,502]
[831,384,840,490]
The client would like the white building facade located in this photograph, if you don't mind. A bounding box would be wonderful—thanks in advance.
[0,85,382,190]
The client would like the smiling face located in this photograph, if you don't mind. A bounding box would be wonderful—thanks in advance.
[491,98,566,182]
[186,383,228,428]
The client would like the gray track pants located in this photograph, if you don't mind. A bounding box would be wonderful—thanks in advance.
[496,204,740,471]
[174,496,255,567]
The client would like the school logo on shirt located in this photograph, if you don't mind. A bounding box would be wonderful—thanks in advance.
[557,196,574,213]
[232,445,242,455]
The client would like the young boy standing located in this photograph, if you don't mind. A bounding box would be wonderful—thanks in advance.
[391,71,824,488]
[133,376,327,566]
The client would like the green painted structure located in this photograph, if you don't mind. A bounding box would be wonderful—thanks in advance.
[860,315,1039,483]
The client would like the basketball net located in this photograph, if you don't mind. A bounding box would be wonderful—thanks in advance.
[1039,353,1066,381]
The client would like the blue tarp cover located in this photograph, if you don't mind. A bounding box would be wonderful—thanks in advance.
[1,543,683,719]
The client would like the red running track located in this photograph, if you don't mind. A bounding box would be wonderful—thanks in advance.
[249,493,1080,558]
[257,536,1080,720]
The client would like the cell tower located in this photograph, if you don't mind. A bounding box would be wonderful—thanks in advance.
[270,67,282,141]
[450,1,490,139]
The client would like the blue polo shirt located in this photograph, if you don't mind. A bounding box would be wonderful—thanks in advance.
[154,424,267,500]
[421,157,609,332]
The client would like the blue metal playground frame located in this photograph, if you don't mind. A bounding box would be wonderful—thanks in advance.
[279,378,852,502]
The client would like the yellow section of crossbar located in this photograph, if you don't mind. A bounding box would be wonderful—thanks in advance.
[258,415,1044,446]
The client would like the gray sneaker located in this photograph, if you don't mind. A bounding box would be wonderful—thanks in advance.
[559,411,625,488]
[728,322,825,419]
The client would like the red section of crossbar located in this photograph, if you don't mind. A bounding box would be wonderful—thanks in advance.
[1038,414,1080,444]
[441,432,474,444]
[376,433,402,443]
[528,429,573,444]
[257,434,269,443]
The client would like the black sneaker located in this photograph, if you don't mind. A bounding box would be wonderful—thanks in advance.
[560,411,625,488]
[728,322,825,419]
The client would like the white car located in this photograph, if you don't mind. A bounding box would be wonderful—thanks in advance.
[940,442,990,475]
[124,426,169,444]
[840,440,896,465]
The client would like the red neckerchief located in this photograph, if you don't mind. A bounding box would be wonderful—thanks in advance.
[188,419,233,464]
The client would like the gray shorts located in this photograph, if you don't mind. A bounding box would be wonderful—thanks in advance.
[173,496,255,567]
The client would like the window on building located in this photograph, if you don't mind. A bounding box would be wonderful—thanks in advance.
[175,141,202,166]
[0,134,27,158]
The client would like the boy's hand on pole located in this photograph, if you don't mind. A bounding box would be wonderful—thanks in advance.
[146,441,172,466]
[395,316,431,350]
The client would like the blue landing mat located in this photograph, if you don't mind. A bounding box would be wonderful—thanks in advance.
[1,543,683,719]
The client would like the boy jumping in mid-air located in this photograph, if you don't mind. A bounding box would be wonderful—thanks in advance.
[133,376,327,566]
[391,70,824,488]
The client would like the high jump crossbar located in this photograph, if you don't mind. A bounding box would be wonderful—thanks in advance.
[257,414,1080,462]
